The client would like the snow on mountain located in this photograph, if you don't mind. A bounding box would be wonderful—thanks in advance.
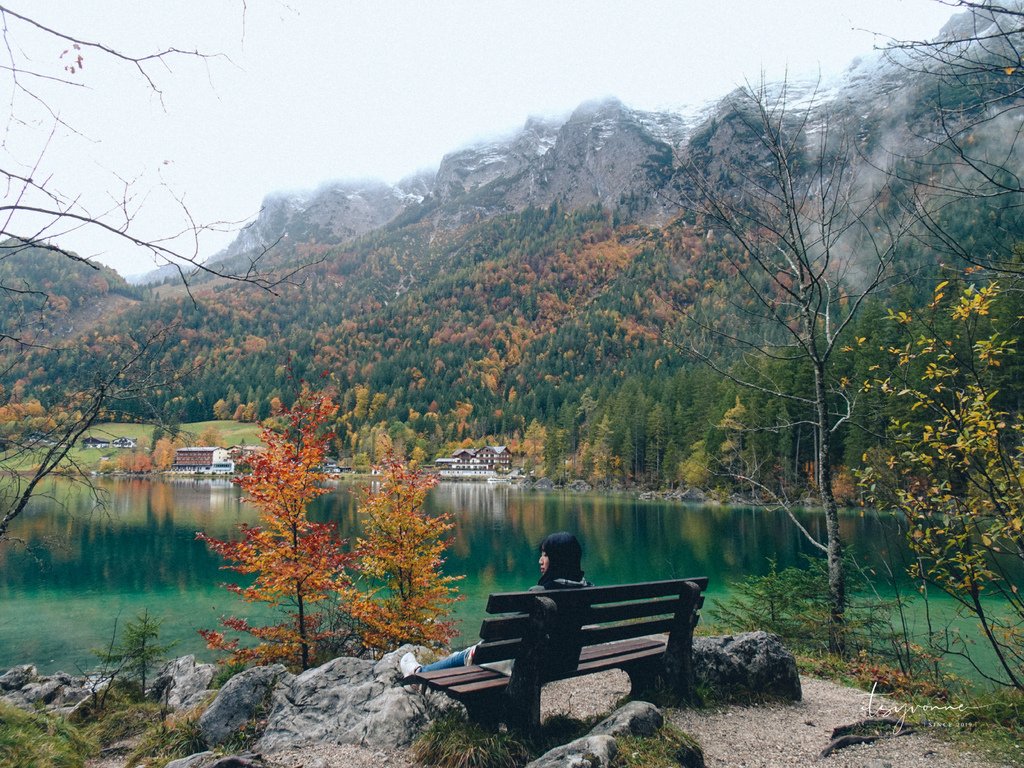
[196,3,1015,272]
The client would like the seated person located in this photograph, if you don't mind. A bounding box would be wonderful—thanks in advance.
[400,531,592,677]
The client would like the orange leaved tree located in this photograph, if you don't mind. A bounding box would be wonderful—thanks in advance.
[347,452,462,657]
[197,390,351,670]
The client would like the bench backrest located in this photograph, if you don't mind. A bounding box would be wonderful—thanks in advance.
[471,578,708,672]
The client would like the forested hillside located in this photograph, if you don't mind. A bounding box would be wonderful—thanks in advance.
[4,3,1024,497]
[0,241,142,346]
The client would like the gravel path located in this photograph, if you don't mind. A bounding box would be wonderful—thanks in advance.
[91,672,1015,767]
[263,672,1015,768]
[669,676,1015,768]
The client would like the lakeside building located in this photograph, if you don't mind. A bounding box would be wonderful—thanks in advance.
[170,446,235,474]
[434,446,512,479]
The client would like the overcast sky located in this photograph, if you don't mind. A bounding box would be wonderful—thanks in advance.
[5,1,958,276]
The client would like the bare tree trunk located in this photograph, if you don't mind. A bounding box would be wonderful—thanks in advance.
[814,362,846,653]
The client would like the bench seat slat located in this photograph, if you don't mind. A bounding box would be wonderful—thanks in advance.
[473,632,667,668]
[579,636,665,662]
[574,644,667,674]
[449,676,511,696]
[418,666,505,686]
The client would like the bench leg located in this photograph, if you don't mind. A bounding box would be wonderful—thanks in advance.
[506,661,542,733]
[664,582,702,706]
[624,663,659,699]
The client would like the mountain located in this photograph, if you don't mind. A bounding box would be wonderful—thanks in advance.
[130,176,434,286]
[188,7,1012,283]
[185,97,693,278]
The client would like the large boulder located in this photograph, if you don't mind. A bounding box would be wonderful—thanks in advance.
[692,631,801,701]
[255,646,454,752]
[199,664,293,747]
[151,655,217,711]
[527,701,666,768]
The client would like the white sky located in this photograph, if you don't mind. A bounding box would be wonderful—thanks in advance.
[4,1,957,277]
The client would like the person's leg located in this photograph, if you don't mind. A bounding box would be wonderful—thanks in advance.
[418,646,474,672]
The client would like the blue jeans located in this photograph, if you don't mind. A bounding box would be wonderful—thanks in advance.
[419,646,473,672]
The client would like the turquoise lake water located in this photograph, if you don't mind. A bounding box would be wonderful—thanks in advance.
[0,477,990,679]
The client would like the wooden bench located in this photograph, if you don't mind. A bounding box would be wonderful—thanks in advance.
[403,577,708,732]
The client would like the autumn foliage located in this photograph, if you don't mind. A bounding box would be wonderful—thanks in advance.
[198,391,466,669]
[345,451,462,657]
[862,280,1024,689]
[197,390,351,670]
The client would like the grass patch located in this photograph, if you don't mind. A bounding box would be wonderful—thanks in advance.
[82,422,161,447]
[932,686,1024,765]
[0,681,213,768]
[211,661,249,690]
[795,650,1024,765]
[3,419,265,476]
[616,724,703,768]
[176,420,263,446]
[126,709,207,767]
[82,420,259,449]
[81,700,163,750]
[412,709,628,768]
[534,712,602,753]
[0,701,96,768]
[70,420,263,473]
[795,651,953,701]
[412,713,532,768]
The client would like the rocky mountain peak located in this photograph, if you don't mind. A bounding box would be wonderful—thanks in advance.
[192,3,1007,274]
[433,116,561,201]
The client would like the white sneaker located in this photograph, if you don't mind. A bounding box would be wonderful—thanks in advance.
[399,652,421,678]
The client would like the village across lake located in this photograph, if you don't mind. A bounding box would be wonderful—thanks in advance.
[0,477,987,678]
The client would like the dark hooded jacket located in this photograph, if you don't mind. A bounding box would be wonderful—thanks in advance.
[532,531,593,591]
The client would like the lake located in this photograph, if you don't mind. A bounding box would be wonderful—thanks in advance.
[0,477,953,675]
